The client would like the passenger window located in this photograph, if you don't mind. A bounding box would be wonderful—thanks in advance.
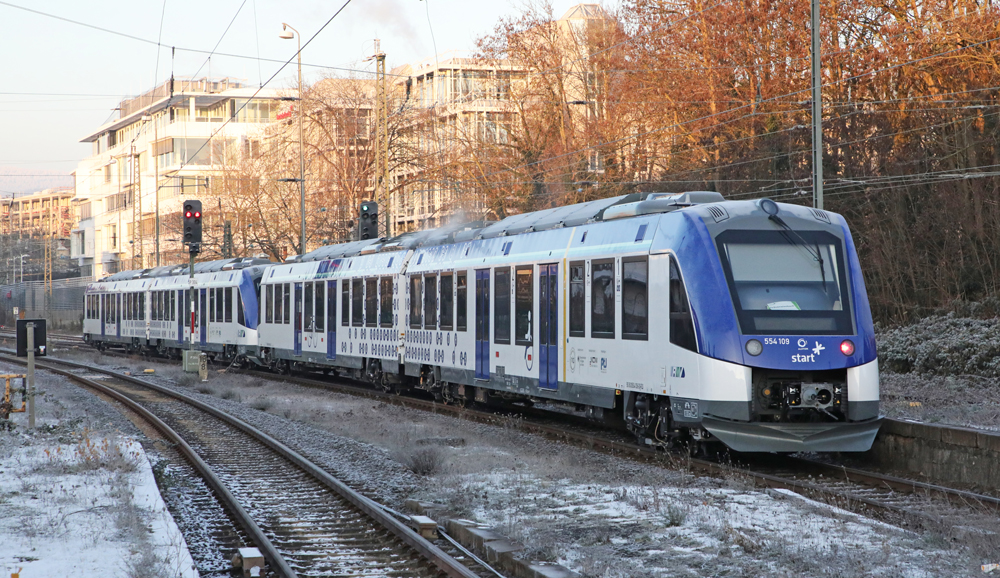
[237,290,245,326]
[209,289,216,322]
[275,284,283,324]
[410,276,422,329]
[494,267,510,344]
[515,266,533,346]
[670,257,698,352]
[341,281,350,327]
[304,282,314,331]
[591,259,615,338]
[314,283,324,332]
[265,285,274,324]
[283,283,290,324]
[456,271,467,332]
[351,278,363,327]
[424,274,438,329]
[379,277,393,327]
[440,273,454,330]
[569,261,585,337]
[365,278,377,327]
[622,257,648,340]
[225,288,233,323]
[328,281,337,331]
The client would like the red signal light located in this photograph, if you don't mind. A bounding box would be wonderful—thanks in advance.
[194,211,201,218]
[185,211,192,218]
[840,340,855,356]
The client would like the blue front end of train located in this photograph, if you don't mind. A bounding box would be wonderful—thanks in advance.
[653,199,881,452]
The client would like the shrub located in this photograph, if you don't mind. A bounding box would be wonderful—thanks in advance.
[404,447,442,476]
[250,398,272,412]
[878,313,1000,377]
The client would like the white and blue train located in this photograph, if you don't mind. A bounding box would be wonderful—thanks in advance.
[83,258,270,360]
[83,192,881,452]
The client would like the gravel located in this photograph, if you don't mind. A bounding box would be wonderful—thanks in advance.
[48,348,986,578]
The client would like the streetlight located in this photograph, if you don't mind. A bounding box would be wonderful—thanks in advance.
[279,22,307,256]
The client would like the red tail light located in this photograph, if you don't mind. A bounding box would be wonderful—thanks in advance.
[840,340,855,356]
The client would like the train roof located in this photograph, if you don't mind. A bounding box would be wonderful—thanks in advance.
[297,191,726,262]
[99,256,275,282]
[97,191,728,280]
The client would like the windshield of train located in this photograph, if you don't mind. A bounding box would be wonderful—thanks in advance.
[717,229,854,335]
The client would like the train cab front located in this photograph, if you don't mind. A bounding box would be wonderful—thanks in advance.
[689,199,882,453]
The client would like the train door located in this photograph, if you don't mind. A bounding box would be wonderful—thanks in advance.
[199,288,207,346]
[115,294,122,339]
[327,280,337,360]
[475,269,490,380]
[293,282,303,356]
[539,264,559,389]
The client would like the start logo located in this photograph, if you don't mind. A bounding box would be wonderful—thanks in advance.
[792,341,825,363]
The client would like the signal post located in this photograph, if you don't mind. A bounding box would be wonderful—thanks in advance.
[182,200,202,373]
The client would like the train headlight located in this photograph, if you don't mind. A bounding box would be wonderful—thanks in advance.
[840,340,855,356]
[745,339,763,356]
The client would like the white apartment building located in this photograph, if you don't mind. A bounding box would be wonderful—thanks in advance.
[387,5,608,232]
[389,53,523,232]
[73,77,282,277]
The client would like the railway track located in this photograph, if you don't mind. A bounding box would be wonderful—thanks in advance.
[0,329,85,347]
[0,350,486,578]
[221,364,1000,534]
[20,345,1000,548]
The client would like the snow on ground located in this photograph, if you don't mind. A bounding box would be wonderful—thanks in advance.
[54,350,983,578]
[0,359,197,578]
[14,346,991,577]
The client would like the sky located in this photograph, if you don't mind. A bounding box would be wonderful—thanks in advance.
[0,0,607,194]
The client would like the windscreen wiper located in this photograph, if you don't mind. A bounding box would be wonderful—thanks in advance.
[767,214,827,290]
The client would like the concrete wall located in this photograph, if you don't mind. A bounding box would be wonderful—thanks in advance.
[857,418,1000,491]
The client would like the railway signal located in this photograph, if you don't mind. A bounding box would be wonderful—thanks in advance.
[183,200,203,253]
[359,202,378,240]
